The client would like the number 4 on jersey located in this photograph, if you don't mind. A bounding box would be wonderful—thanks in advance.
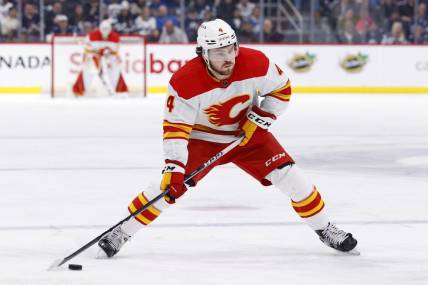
[166,95,175,112]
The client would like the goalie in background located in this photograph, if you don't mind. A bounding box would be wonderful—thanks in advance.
[72,20,129,97]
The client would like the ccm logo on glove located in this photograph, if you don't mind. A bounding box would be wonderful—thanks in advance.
[239,106,276,146]
[247,113,273,128]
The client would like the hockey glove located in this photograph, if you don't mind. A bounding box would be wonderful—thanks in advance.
[239,106,276,146]
[160,161,187,204]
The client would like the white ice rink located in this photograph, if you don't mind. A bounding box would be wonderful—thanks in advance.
[0,94,427,285]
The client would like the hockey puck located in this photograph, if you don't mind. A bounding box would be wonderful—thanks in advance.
[68,264,83,271]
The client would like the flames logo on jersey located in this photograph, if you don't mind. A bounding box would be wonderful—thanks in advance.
[204,94,251,126]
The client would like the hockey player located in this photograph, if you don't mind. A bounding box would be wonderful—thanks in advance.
[72,20,128,96]
[98,19,358,257]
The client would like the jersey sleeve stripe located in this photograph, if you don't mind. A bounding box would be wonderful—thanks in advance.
[266,80,292,102]
[164,126,191,134]
[164,132,190,140]
[268,93,291,102]
[163,121,193,133]
[163,121,193,140]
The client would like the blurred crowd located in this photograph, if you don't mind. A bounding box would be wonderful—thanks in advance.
[0,0,427,44]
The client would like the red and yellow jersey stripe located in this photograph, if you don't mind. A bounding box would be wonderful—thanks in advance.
[193,124,238,136]
[163,120,193,141]
[266,80,292,102]
[291,187,325,218]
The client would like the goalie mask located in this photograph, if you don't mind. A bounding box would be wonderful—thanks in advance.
[196,19,238,68]
[100,20,112,38]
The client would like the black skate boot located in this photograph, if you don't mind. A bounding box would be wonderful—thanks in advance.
[98,226,131,258]
[316,222,358,253]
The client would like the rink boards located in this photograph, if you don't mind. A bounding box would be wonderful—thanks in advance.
[0,43,428,95]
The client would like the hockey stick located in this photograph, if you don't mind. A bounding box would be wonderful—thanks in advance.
[48,135,244,270]
[98,56,116,97]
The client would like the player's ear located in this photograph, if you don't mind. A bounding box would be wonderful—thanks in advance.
[196,46,202,56]
[234,42,239,57]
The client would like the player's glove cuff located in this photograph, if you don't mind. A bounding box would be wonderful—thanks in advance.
[162,160,186,174]
[239,106,276,146]
[246,106,276,129]
[161,160,187,204]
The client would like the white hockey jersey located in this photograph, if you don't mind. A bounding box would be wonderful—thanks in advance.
[163,47,291,165]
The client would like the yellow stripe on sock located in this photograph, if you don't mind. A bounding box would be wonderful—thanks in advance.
[291,190,318,207]
[298,201,325,218]
[137,193,161,216]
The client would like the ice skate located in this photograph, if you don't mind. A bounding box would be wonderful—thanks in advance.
[316,222,359,255]
[98,225,131,258]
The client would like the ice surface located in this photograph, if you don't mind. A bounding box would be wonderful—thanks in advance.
[0,94,427,285]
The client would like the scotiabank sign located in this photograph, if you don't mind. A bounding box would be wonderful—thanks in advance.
[147,45,194,85]
[68,51,146,74]
[1,43,428,94]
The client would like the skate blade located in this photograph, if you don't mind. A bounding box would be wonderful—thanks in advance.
[96,249,108,259]
[339,248,360,256]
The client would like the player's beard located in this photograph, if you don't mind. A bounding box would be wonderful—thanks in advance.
[211,61,235,77]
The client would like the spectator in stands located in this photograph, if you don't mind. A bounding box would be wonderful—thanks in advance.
[262,18,283,42]
[185,8,200,42]
[409,24,428,43]
[1,5,18,41]
[379,0,398,31]
[202,9,214,22]
[21,3,40,41]
[68,4,87,35]
[134,6,156,36]
[365,22,384,44]
[147,27,160,42]
[337,18,363,43]
[45,1,63,35]
[249,5,262,34]
[355,4,376,39]
[382,21,408,44]
[336,9,356,39]
[51,14,73,35]
[414,2,428,31]
[330,0,357,34]
[237,20,258,42]
[398,0,415,38]
[215,0,235,25]
[85,0,101,26]
[166,0,181,15]
[159,19,188,43]
[115,1,134,34]
[0,0,13,22]
[108,0,123,20]
[231,8,243,30]
[149,0,165,12]
[236,0,255,19]
[155,5,178,30]
[192,0,211,19]
[130,0,149,16]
